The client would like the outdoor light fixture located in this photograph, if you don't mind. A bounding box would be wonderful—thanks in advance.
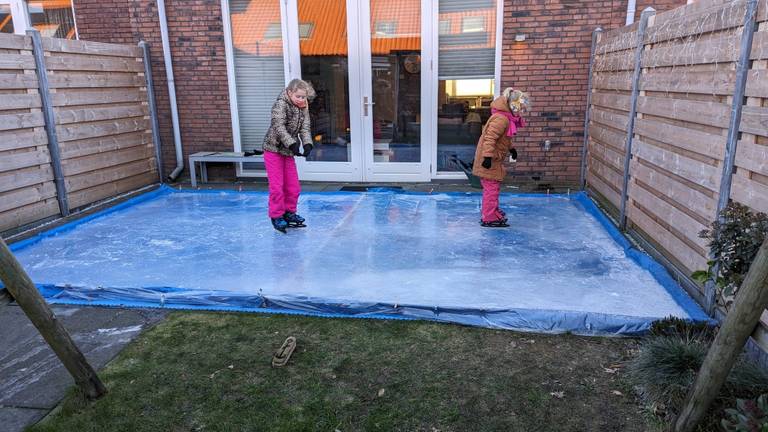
[515,34,526,42]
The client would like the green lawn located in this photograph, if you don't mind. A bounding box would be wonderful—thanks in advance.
[30,312,656,432]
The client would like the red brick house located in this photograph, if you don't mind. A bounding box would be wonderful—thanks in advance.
[3,0,688,184]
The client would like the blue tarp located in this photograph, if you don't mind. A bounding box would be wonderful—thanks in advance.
[10,186,710,336]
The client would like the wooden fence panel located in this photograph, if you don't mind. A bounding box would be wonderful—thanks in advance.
[0,33,58,233]
[44,37,157,210]
[0,32,157,235]
[586,0,768,351]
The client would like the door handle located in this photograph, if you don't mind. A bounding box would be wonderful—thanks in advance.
[363,96,375,116]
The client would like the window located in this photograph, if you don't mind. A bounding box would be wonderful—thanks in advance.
[461,16,484,33]
[374,21,396,36]
[28,0,77,39]
[438,19,450,35]
[0,5,13,34]
[299,22,314,39]
[263,22,281,39]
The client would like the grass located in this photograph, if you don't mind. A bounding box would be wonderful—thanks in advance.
[31,312,655,432]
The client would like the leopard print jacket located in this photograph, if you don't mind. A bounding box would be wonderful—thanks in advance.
[262,90,312,157]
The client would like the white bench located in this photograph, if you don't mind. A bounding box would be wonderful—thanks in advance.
[188,151,265,187]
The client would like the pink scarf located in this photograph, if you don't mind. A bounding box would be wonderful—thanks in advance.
[491,108,526,137]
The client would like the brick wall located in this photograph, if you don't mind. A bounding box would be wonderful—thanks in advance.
[73,0,233,179]
[500,0,686,185]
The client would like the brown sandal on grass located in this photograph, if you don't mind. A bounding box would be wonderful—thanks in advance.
[272,336,297,367]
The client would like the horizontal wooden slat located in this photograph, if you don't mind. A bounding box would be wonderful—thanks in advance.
[590,124,627,152]
[751,30,768,60]
[632,139,721,192]
[62,144,154,176]
[628,179,709,250]
[589,139,625,172]
[0,128,48,152]
[0,199,59,233]
[592,92,631,111]
[637,96,730,128]
[68,171,157,210]
[735,141,768,176]
[0,54,36,71]
[0,149,51,173]
[628,202,708,274]
[641,69,735,95]
[0,73,38,90]
[57,117,150,142]
[587,171,622,208]
[59,131,151,159]
[48,71,145,89]
[51,88,147,107]
[0,112,45,131]
[589,154,623,188]
[634,117,725,159]
[56,105,149,125]
[594,51,635,72]
[591,107,629,131]
[0,34,32,50]
[741,106,768,136]
[0,93,42,110]
[598,21,640,52]
[746,69,768,98]
[593,71,633,91]
[631,161,717,221]
[731,172,768,213]
[642,34,739,68]
[0,182,57,213]
[42,38,142,58]
[66,159,154,193]
[0,165,53,194]
[645,0,746,44]
[45,53,144,73]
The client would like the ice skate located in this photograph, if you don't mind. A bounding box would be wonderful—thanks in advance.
[283,211,306,228]
[271,217,288,233]
[481,219,510,228]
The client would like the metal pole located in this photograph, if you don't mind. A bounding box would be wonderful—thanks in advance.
[139,41,164,183]
[618,7,655,231]
[704,0,759,315]
[28,29,69,217]
[580,27,603,191]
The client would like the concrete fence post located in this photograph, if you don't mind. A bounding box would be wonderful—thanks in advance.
[139,41,164,183]
[579,27,603,191]
[28,29,69,217]
[618,7,655,231]
[704,0,759,315]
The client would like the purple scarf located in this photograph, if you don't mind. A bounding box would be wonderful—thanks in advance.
[491,108,526,137]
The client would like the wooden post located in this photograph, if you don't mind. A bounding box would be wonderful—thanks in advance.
[579,27,603,191]
[619,7,655,231]
[0,238,106,399]
[138,41,164,183]
[673,238,768,432]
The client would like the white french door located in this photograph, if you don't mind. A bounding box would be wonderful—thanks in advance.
[289,0,432,182]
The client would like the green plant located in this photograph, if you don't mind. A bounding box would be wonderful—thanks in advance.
[628,335,768,418]
[648,316,718,342]
[693,202,768,307]
[722,394,768,432]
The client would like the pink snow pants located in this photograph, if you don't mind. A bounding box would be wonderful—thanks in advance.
[480,178,504,223]
[264,150,301,219]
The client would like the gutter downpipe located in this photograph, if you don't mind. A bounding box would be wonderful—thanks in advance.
[157,0,184,181]
[626,0,637,24]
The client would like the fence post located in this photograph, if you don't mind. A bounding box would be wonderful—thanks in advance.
[139,41,164,183]
[704,0,759,315]
[28,29,69,217]
[618,7,655,231]
[579,27,603,191]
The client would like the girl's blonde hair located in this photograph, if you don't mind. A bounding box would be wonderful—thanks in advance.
[502,87,531,114]
[286,78,316,100]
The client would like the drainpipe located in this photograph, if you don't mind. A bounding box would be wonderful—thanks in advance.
[157,0,184,181]
[626,0,637,25]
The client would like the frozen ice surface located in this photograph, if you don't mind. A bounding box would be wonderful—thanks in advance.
[13,189,701,328]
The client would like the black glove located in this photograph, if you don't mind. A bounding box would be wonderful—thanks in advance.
[289,143,302,156]
[510,148,518,161]
[481,157,492,169]
[302,144,313,158]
